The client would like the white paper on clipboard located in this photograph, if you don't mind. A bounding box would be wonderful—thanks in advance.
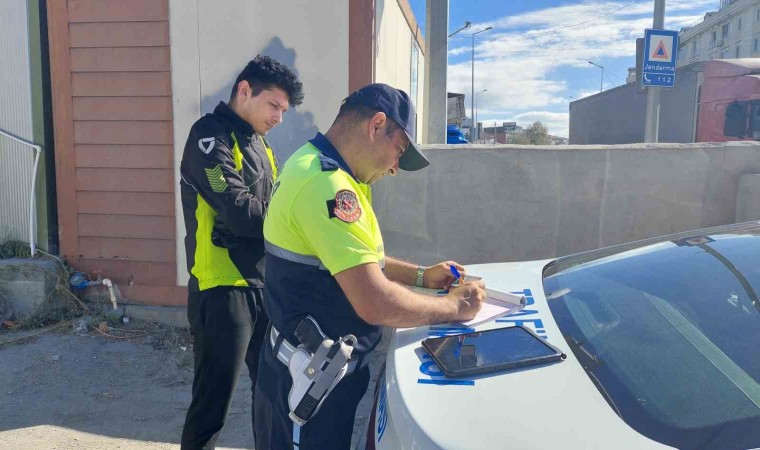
[452,288,526,328]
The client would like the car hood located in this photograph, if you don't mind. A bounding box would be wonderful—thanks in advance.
[381,260,670,450]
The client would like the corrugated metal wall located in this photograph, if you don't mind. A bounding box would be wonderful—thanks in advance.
[0,2,36,243]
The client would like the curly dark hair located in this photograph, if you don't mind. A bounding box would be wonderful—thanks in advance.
[230,55,304,106]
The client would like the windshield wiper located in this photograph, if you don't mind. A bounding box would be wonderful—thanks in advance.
[699,243,760,314]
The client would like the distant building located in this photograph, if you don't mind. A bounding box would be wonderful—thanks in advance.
[569,59,760,144]
[479,123,523,144]
[678,0,760,66]
[626,67,637,83]
[570,62,705,144]
[549,135,569,145]
[447,92,467,128]
[478,123,567,145]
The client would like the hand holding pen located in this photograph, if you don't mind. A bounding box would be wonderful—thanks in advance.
[449,265,464,286]
[419,261,467,289]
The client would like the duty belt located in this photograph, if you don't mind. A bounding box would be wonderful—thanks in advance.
[269,325,367,375]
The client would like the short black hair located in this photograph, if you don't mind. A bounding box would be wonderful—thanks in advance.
[230,55,304,106]
[333,101,398,136]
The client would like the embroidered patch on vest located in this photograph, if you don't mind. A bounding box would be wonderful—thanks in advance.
[327,189,362,223]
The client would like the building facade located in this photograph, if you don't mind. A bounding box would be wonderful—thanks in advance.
[678,0,760,66]
[0,0,57,255]
[45,0,425,306]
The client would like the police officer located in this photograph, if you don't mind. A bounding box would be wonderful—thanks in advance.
[254,83,486,449]
[179,55,303,449]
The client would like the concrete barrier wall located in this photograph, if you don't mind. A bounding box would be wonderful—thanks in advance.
[373,142,760,266]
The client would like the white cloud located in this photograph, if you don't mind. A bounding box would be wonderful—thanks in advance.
[576,89,601,99]
[446,0,717,139]
[482,0,715,29]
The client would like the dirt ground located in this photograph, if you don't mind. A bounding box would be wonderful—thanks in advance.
[0,320,384,450]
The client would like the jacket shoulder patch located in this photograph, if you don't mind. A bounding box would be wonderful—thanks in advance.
[326,189,361,223]
[191,116,232,155]
[198,137,215,154]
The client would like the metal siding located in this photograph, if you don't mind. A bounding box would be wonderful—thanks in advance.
[0,2,36,243]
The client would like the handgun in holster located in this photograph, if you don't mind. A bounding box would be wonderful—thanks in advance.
[287,316,356,426]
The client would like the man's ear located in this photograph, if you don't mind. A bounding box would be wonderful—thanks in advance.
[367,112,387,143]
[236,80,251,101]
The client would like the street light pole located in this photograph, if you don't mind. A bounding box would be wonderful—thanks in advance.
[471,26,492,141]
[588,61,604,92]
[644,0,666,143]
[448,21,472,38]
[475,88,487,142]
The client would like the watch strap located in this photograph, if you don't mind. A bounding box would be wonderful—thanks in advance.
[415,266,425,287]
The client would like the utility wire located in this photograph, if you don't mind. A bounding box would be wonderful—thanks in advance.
[525,0,647,36]
[603,68,627,83]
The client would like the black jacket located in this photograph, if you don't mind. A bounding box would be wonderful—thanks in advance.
[180,102,278,292]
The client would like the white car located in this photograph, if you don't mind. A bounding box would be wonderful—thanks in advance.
[358,222,760,450]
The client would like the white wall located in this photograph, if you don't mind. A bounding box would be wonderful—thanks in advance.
[374,0,425,139]
[170,0,350,285]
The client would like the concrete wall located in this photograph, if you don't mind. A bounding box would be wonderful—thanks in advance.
[375,0,425,139]
[569,65,702,145]
[373,142,760,266]
[737,173,760,221]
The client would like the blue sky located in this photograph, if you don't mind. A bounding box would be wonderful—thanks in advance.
[407,0,720,137]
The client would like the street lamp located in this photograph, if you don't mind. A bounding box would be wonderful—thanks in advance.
[471,26,492,141]
[448,21,472,38]
[587,61,604,93]
[475,88,487,142]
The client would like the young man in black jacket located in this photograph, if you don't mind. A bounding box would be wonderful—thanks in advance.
[179,55,303,449]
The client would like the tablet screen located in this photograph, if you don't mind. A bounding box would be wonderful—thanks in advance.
[423,326,560,375]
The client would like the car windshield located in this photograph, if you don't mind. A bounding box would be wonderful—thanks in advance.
[543,224,760,450]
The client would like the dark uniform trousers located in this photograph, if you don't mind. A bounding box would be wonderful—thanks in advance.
[254,338,370,450]
[181,286,269,449]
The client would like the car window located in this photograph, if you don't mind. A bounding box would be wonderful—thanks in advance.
[544,231,760,450]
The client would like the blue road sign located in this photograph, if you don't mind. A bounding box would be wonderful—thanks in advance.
[642,29,679,88]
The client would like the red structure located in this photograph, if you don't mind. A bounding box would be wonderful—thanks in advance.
[697,59,760,142]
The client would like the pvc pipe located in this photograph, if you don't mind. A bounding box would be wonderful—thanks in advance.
[86,277,119,310]
[0,128,41,256]
[102,278,118,310]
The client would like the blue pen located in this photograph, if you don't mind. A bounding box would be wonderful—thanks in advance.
[450,265,463,285]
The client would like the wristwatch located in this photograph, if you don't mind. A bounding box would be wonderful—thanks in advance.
[415,266,425,287]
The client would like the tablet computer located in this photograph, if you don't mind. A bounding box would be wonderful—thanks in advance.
[421,326,566,378]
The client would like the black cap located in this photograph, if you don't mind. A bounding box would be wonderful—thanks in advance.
[343,83,430,171]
